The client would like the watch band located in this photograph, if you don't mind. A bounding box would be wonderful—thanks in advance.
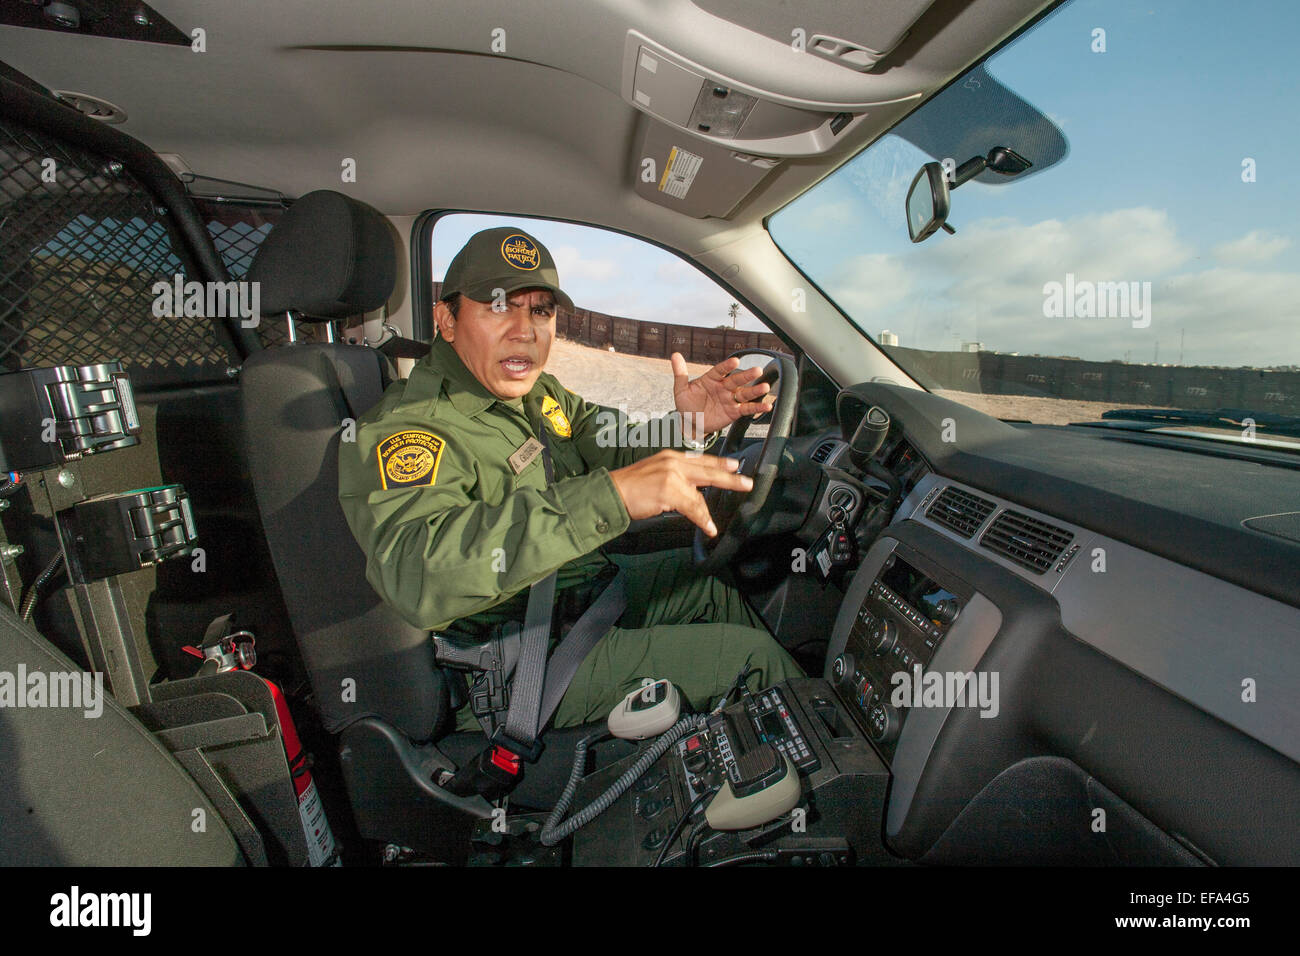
[681,430,720,452]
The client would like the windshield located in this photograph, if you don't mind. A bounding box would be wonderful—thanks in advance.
[769,0,1300,443]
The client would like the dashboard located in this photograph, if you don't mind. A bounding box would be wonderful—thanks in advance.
[812,383,1300,865]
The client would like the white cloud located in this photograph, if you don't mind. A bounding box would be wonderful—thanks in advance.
[846,208,1298,367]
[934,207,1194,283]
[824,254,915,320]
[552,244,618,281]
[654,257,697,284]
[1212,230,1293,266]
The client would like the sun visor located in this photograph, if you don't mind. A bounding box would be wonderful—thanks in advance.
[632,119,778,218]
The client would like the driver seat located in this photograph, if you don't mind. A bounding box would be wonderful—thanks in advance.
[237,190,622,860]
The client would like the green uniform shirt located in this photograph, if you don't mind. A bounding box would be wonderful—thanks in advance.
[338,336,699,641]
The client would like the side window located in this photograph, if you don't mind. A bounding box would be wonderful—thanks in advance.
[428,212,784,421]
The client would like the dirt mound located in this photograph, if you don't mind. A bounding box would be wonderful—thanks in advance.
[545,337,708,417]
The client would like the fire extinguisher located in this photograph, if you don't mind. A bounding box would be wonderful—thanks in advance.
[184,615,341,866]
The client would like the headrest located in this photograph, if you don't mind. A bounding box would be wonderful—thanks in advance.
[248,190,396,321]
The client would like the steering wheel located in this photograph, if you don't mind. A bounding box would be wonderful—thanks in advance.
[692,350,800,574]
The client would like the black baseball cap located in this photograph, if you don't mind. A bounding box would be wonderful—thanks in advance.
[441,226,573,310]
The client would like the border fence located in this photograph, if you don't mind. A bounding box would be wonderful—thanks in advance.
[890,345,1300,414]
[429,283,1298,415]
[432,282,784,365]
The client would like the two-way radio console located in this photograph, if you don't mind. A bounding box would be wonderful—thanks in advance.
[676,685,819,806]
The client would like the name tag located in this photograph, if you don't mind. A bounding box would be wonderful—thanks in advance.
[508,437,544,475]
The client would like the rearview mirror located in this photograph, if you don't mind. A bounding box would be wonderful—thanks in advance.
[906,146,1031,243]
[905,161,951,243]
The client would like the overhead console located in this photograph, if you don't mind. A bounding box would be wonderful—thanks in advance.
[622,30,921,158]
[691,0,934,73]
[623,27,922,216]
[620,1,938,216]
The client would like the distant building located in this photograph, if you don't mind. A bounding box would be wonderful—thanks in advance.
[961,341,983,352]
[879,330,899,346]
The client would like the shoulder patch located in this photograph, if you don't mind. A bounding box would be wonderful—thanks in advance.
[541,395,572,438]
[377,430,446,489]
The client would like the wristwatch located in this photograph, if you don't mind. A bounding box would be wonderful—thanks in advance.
[681,430,720,452]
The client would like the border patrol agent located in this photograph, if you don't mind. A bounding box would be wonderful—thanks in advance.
[337,226,802,755]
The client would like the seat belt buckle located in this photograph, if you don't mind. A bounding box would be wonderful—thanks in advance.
[490,726,545,764]
[439,744,524,799]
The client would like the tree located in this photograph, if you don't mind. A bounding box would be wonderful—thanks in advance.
[727,302,740,329]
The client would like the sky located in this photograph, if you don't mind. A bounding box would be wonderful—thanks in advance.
[768,0,1300,369]
[430,213,765,331]
[422,0,1300,370]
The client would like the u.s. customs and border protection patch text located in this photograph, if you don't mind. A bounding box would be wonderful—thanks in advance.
[541,395,572,438]
[377,430,445,489]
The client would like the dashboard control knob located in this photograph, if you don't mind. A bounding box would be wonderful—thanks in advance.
[831,653,855,685]
[641,827,670,851]
[867,703,899,744]
[869,618,897,658]
[639,797,671,820]
[636,770,667,793]
[934,598,960,626]
[684,750,708,774]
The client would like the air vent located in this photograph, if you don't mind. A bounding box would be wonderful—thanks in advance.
[54,91,127,124]
[980,511,1074,574]
[926,486,996,538]
[811,440,838,464]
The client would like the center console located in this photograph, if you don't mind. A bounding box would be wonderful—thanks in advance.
[827,540,974,761]
[553,678,891,866]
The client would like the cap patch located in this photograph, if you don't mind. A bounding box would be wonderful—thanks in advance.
[541,395,572,438]
[501,234,541,271]
[377,430,445,489]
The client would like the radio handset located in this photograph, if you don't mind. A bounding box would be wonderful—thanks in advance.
[608,679,682,740]
[703,704,801,831]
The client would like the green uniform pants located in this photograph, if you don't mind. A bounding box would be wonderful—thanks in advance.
[453,548,804,732]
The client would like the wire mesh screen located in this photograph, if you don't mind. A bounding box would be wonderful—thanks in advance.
[189,197,314,348]
[195,199,280,279]
[0,120,232,378]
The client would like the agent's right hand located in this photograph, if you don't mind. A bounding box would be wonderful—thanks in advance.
[609,451,752,537]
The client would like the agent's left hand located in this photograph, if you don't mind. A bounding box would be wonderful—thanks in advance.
[671,353,776,438]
